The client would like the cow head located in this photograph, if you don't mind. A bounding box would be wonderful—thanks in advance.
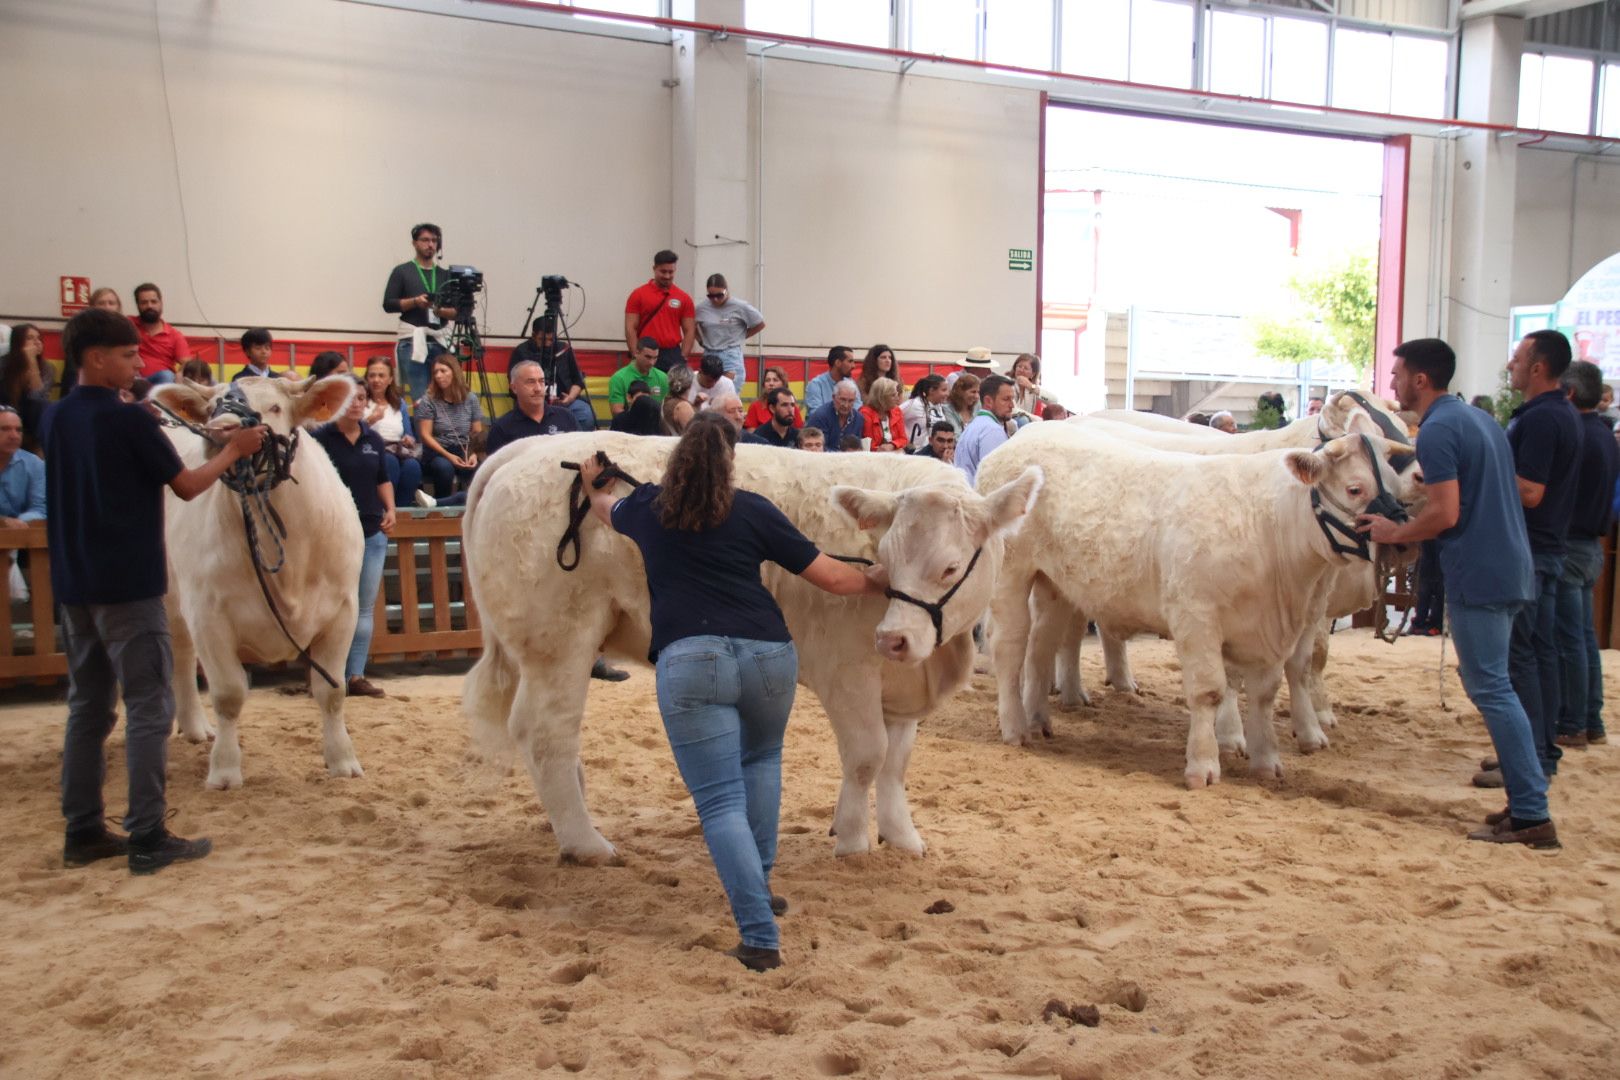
[152,374,355,443]
[832,466,1043,663]
[1285,432,1412,563]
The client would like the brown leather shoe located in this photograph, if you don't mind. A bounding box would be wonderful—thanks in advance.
[1467,818,1559,849]
[1483,807,1511,827]
[1471,767,1504,789]
[1479,757,1499,771]
[1587,732,1607,745]
[346,676,385,698]
[1555,732,1588,749]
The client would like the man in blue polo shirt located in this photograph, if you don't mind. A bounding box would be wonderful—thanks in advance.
[805,380,864,451]
[485,360,577,456]
[1503,329,1582,781]
[956,374,1016,485]
[1359,338,1555,849]
[1553,359,1619,749]
[46,308,267,874]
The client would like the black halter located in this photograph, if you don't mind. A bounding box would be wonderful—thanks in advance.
[842,545,986,649]
[1310,434,1408,562]
[1321,390,1416,474]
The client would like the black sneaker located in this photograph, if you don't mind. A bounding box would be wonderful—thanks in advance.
[590,658,630,682]
[63,826,129,868]
[128,828,213,875]
[724,942,782,972]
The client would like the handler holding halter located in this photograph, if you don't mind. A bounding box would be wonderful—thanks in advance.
[579,413,886,971]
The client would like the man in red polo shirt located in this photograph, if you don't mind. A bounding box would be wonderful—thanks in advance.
[623,249,696,374]
[130,283,191,385]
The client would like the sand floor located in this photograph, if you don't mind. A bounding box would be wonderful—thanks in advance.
[1,629,1618,1079]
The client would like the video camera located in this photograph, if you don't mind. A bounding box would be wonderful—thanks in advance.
[436,265,484,317]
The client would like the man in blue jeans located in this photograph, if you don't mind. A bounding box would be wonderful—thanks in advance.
[1553,360,1618,748]
[1359,338,1557,848]
[1502,330,1582,782]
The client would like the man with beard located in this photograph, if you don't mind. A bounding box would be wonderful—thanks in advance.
[130,283,191,385]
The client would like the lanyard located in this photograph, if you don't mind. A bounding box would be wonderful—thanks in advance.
[414,262,438,295]
[975,409,999,422]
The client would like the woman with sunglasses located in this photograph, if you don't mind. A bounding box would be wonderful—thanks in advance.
[693,274,765,386]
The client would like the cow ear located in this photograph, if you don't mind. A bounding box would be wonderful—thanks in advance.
[295,374,356,425]
[831,486,898,531]
[150,381,222,425]
[979,465,1043,537]
[1285,448,1327,486]
[1343,407,1381,438]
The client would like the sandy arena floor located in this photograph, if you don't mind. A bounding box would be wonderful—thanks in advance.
[1,629,1618,1079]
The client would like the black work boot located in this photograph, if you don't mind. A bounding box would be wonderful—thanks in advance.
[63,826,129,868]
[725,942,782,972]
[128,828,213,875]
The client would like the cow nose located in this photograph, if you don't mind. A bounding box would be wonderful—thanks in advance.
[877,631,911,662]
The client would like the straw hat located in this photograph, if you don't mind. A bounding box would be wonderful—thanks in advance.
[961,346,996,371]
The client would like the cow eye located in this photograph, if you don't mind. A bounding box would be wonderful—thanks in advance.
[1346,484,1364,497]
[268,404,282,415]
[941,564,960,581]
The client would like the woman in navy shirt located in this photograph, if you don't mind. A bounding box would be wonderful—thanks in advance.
[580,412,884,971]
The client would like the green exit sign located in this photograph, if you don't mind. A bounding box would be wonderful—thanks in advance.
[1008,247,1032,271]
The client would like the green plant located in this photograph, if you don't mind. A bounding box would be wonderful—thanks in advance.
[1250,250,1379,377]
[1247,399,1285,431]
[1491,367,1523,428]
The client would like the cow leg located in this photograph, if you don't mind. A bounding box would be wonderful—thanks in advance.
[1283,624,1330,753]
[1240,665,1285,779]
[990,575,1036,744]
[195,638,249,790]
[311,668,363,779]
[168,602,213,743]
[875,719,925,855]
[1021,580,1070,737]
[823,687,888,857]
[1216,672,1246,757]
[1172,627,1227,789]
[1310,620,1337,729]
[1101,632,1139,694]
[512,662,615,864]
[1055,616,1089,710]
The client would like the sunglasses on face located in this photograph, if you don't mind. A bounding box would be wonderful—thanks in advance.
[707,292,726,300]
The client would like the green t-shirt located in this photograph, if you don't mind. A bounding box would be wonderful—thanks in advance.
[607,363,670,407]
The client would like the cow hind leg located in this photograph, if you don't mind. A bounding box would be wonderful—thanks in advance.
[1240,665,1285,779]
[875,719,924,855]
[512,662,616,864]
[990,575,1037,744]
[1310,621,1336,729]
[1055,616,1088,709]
[1173,629,1227,789]
[1021,580,1070,737]
[1101,631,1139,694]
[312,667,362,779]
[1216,672,1246,757]
[168,603,213,743]
[1284,625,1330,753]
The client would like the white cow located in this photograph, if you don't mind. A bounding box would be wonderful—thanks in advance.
[461,432,1041,862]
[978,420,1407,788]
[1052,392,1420,749]
[154,376,364,790]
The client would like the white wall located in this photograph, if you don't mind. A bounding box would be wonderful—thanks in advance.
[1512,150,1620,308]
[0,0,672,344]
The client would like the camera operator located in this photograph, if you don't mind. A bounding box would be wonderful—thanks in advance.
[509,318,593,431]
[382,223,457,404]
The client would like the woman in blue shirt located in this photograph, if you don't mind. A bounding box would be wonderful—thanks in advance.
[580,413,884,971]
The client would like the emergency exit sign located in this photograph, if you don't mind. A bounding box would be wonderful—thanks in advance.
[1008,248,1032,271]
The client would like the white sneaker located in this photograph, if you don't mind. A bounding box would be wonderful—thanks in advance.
[414,490,437,508]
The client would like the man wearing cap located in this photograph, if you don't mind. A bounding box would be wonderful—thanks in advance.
[946,346,997,389]
[804,346,860,415]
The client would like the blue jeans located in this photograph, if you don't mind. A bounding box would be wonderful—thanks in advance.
[382,450,422,509]
[705,348,745,384]
[346,530,388,680]
[423,452,475,498]
[1450,601,1550,822]
[655,635,799,951]
[1555,537,1605,738]
[1510,553,1565,775]
[564,397,597,431]
[396,337,447,406]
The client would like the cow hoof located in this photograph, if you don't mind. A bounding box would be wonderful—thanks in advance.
[1250,758,1284,780]
[1218,738,1248,758]
[1105,677,1140,694]
[176,721,214,743]
[206,769,243,791]
[882,831,926,856]
[1318,709,1338,730]
[1295,731,1330,754]
[1184,764,1220,790]
[833,835,871,858]
[326,758,365,779]
[558,838,620,866]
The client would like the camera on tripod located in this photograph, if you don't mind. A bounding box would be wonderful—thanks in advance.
[436,265,484,317]
[540,274,569,304]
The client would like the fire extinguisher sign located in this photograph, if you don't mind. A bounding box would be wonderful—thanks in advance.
[60,276,91,316]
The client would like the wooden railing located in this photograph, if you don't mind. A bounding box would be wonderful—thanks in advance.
[0,524,64,686]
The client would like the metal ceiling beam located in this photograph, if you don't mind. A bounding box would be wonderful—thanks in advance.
[1461,0,1601,20]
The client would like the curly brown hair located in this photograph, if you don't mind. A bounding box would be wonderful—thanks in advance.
[947,373,980,420]
[658,411,738,531]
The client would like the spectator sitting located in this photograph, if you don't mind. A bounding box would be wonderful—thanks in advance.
[902,374,947,446]
[803,346,860,414]
[508,320,594,431]
[744,367,801,431]
[609,338,670,415]
[0,406,46,527]
[130,282,191,385]
[943,373,979,434]
[414,355,484,498]
[662,395,694,436]
[946,345,996,389]
[232,328,277,381]
[1306,395,1326,417]
[838,435,862,451]
[0,325,51,449]
[362,357,422,509]
[745,387,801,448]
[687,353,738,410]
[308,350,350,380]
[612,391,665,436]
[798,426,825,452]
[1183,411,1212,426]
[485,360,577,456]
[1600,383,1620,428]
[666,361,694,403]
[913,420,956,463]
[955,373,1016,485]
[710,393,748,431]
[179,359,215,386]
[1037,387,1069,421]
[805,379,865,451]
[610,379,652,432]
[1210,411,1239,434]
[856,344,902,400]
[859,377,907,453]
[1009,353,1041,417]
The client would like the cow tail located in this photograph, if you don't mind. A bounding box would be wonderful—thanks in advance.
[464,635,519,770]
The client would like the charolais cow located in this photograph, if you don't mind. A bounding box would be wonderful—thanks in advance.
[153,376,364,790]
[461,432,1041,861]
[978,419,1410,788]
[1050,391,1421,750]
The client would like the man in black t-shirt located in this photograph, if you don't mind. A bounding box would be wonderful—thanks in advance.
[46,309,266,875]
[744,387,800,448]
[508,320,594,430]
[913,421,957,462]
[382,223,458,406]
[486,361,578,455]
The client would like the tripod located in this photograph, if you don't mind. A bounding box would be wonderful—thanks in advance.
[446,306,496,424]
[516,276,574,414]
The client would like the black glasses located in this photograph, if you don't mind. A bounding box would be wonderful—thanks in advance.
[706,292,726,300]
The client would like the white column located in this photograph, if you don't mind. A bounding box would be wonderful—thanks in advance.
[1447,14,1525,399]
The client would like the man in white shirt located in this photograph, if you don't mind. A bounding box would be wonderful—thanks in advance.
[686,353,738,410]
